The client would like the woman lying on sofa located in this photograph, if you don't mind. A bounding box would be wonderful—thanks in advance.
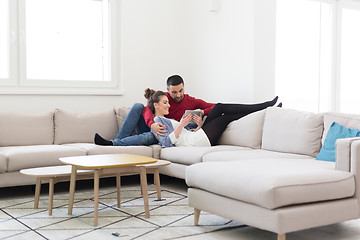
[95,88,279,147]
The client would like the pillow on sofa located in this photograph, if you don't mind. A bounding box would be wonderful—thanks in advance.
[322,112,360,145]
[114,106,131,129]
[316,122,360,162]
[0,111,54,146]
[262,107,323,157]
[217,109,265,149]
[54,108,118,144]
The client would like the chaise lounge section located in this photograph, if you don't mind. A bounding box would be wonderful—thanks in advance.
[185,107,360,239]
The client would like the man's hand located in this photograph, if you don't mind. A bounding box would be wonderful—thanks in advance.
[194,109,204,117]
[192,114,203,128]
[151,122,167,138]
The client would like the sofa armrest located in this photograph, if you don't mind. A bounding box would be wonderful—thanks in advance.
[349,140,360,205]
[335,137,360,171]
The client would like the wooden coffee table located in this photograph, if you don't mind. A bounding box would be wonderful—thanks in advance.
[20,165,93,215]
[59,154,165,226]
[21,155,170,224]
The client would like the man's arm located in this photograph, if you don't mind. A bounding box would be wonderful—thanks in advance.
[190,96,215,116]
[143,106,155,127]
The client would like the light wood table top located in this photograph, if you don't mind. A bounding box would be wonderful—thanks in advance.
[59,154,157,169]
[20,165,92,177]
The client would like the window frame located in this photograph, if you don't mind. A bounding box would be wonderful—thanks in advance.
[0,0,122,95]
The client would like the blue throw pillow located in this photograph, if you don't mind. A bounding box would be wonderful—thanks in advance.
[316,122,360,162]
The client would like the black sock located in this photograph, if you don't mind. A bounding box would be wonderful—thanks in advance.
[269,96,278,106]
[94,133,113,146]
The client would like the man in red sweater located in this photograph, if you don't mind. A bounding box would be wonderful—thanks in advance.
[142,75,216,138]
[94,75,278,146]
[94,75,215,146]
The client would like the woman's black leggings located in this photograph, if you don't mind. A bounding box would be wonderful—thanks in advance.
[202,97,278,145]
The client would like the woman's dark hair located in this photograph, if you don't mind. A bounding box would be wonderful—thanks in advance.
[144,88,167,113]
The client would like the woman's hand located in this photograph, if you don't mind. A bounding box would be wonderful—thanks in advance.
[173,114,192,139]
[192,114,203,128]
[180,114,193,127]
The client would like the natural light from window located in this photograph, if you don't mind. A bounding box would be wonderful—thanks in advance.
[25,0,109,81]
[275,0,331,113]
[340,7,360,114]
[0,0,9,79]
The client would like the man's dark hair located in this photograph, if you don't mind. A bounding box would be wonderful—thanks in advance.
[166,75,184,88]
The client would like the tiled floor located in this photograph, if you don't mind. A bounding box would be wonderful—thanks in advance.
[0,175,359,240]
[0,175,243,240]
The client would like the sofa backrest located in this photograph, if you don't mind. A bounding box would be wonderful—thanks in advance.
[261,107,324,157]
[54,108,119,144]
[0,111,54,146]
[217,109,266,149]
[322,112,360,144]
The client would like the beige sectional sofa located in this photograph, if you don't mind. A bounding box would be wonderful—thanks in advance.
[186,107,360,240]
[0,106,359,240]
[0,107,153,187]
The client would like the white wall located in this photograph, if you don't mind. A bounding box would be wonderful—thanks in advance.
[0,0,276,112]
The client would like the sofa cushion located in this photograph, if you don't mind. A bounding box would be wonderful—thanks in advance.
[0,152,7,173]
[0,145,86,172]
[54,108,118,144]
[217,109,265,149]
[186,158,354,210]
[262,107,323,157]
[322,112,360,145]
[63,143,153,157]
[0,111,54,146]
[151,144,162,159]
[202,149,314,163]
[114,106,131,129]
[316,122,360,162]
[160,145,249,165]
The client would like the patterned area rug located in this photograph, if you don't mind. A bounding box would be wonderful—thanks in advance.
[0,179,244,240]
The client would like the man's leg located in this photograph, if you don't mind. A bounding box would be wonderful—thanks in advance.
[204,96,278,126]
[202,113,247,146]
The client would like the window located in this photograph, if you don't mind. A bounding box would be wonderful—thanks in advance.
[339,2,360,113]
[275,0,360,114]
[1,0,120,93]
[0,0,9,80]
[275,0,331,113]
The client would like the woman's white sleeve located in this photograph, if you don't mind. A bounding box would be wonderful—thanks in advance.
[169,132,178,144]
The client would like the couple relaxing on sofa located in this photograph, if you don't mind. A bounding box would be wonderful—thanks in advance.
[94,75,280,148]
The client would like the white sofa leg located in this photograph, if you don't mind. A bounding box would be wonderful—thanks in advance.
[194,208,201,226]
[278,233,286,240]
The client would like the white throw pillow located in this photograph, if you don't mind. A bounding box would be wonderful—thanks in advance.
[262,107,324,157]
[322,112,360,144]
[217,109,266,149]
[54,108,118,144]
[0,111,54,146]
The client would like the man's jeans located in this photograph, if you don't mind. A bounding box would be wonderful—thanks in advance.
[112,103,158,146]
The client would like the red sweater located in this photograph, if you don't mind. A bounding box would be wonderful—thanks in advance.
[143,92,215,127]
